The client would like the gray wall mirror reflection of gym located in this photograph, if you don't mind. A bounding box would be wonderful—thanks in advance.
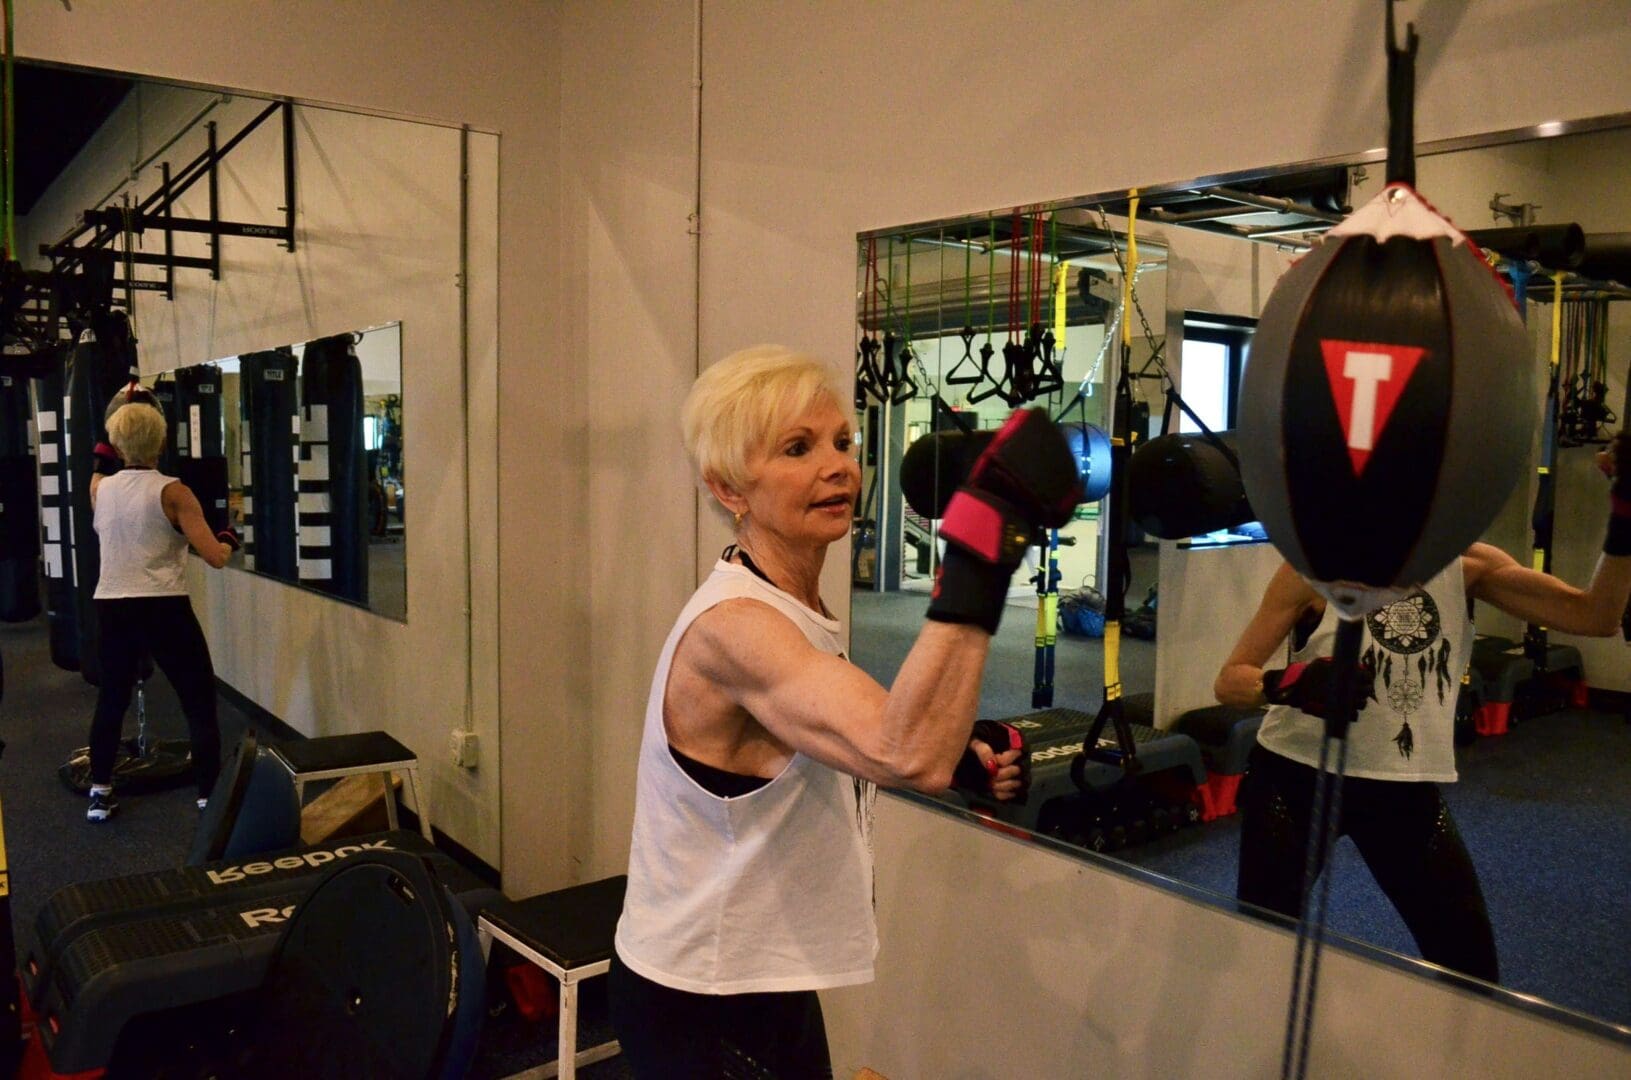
[851,122,1631,1027]
[163,322,406,621]
[11,67,428,625]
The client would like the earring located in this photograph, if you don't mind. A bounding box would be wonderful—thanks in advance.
[733,510,744,528]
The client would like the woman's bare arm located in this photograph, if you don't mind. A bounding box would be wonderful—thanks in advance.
[1463,541,1631,637]
[683,598,990,792]
[1214,562,1320,708]
[162,482,232,569]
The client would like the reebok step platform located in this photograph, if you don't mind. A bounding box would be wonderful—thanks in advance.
[32,834,497,1074]
[24,830,442,1007]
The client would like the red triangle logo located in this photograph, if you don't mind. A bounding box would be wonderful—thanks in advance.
[1318,339,1427,476]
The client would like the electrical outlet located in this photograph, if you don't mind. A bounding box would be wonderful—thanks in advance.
[449,730,479,769]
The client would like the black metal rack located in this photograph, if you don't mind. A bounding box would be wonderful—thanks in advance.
[37,98,296,314]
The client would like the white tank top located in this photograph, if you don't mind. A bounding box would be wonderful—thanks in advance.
[615,559,878,994]
[1257,560,1472,783]
[93,470,190,599]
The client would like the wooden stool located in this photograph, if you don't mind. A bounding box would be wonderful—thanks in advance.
[478,875,627,1080]
[268,731,432,842]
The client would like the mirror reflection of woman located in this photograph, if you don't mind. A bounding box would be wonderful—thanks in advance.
[84,397,239,823]
[609,346,1057,1077]
[1215,436,1631,981]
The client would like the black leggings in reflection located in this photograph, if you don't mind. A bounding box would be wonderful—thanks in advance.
[607,953,833,1079]
[89,596,221,797]
[1237,744,1498,983]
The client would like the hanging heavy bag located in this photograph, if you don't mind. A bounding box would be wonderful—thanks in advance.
[1128,429,1254,540]
[148,374,180,475]
[1238,183,1534,612]
[901,421,1110,520]
[1063,421,1113,504]
[299,334,369,604]
[240,348,301,580]
[0,370,42,622]
[33,362,79,670]
[171,364,231,536]
[65,312,139,686]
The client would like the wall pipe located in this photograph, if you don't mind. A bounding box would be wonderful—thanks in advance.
[459,125,474,744]
[689,0,703,575]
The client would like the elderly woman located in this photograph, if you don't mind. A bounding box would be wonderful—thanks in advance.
[609,345,1080,1077]
[83,396,238,822]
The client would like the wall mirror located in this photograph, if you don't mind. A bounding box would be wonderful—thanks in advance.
[851,115,1631,1034]
[144,320,406,621]
[4,58,475,632]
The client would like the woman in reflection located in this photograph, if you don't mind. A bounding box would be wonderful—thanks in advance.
[610,345,1072,1078]
[83,395,240,823]
[1215,435,1631,981]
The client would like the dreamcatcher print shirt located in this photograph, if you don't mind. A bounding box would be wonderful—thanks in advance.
[1256,559,1474,783]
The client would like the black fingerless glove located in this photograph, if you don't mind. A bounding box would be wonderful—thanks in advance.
[1263,657,1377,722]
[951,719,1031,802]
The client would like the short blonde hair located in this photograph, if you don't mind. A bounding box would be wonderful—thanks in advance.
[106,402,167,466]
[682,345,850,493]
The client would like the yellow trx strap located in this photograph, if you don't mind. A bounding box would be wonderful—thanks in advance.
[0,796,10,899]
[1550,271,1564,370]
[1034,586,1059,649]
[1103,622,1123,701]
[1121,193,1139,351]
[1053,263,1069,348]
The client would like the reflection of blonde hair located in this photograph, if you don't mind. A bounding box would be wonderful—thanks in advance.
[681,345,850,493]
[106,402,167,466]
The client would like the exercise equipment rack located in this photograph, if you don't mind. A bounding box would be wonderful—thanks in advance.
[37,98,297,311]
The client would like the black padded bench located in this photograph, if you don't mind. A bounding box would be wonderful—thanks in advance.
[268,731,432,841]
[477,875,627,1079]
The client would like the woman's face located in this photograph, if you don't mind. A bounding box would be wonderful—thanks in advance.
[738,396,860,549]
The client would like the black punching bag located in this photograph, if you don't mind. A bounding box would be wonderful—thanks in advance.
[298,334,368,603]
[1239,184,1534,612]
[240,348,300,581]
[33,362,78,669]
[172,364,230,535]
[0,368,41,622]
[901,421,1112,519]
[1127,430,1253,540]
[149,374,180,476]
[65,312,139,685]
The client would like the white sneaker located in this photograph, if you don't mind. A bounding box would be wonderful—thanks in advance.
[87,790,118,822]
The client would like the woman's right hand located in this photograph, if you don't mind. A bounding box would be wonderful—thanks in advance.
[975,741,1025,801]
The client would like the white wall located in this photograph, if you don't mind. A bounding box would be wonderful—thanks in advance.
[17,1,1631,1073]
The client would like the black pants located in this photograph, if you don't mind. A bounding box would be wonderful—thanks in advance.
[608,953,833,1079]
[89,596,221,797]
[1237,744,1498,982]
